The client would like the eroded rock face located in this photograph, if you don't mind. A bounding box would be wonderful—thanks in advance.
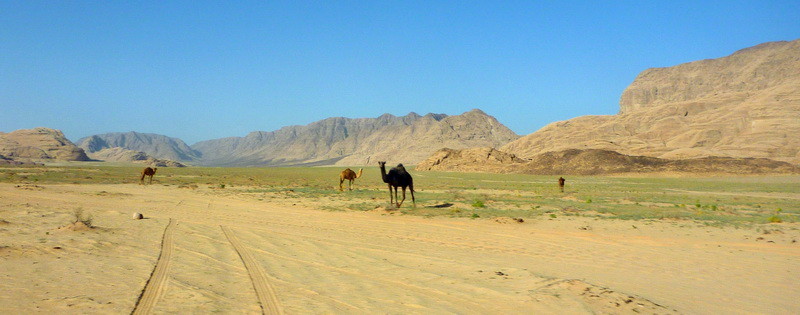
[0,128,90,161]
[619,40,800,114]
[503,40,800,164]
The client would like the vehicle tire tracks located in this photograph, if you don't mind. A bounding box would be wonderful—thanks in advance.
[221,225,283,315]
[132,218,177,315]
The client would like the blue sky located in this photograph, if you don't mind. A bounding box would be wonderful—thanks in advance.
[2,1,798,144]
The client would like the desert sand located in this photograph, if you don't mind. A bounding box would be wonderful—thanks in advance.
[1,182,798,314]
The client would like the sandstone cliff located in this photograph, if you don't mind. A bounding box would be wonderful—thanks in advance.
[502,39,800,164]
[77,132,200,162]
[192,109,519,166]
[0,128,90,161]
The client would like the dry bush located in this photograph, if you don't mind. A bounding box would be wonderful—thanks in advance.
[72,208,93,227]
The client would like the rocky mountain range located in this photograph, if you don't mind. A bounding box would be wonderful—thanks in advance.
[3,40,798,171]
[1,110,518,167]
[502,39,800,164]
[77,132,200,162]
[191,109,519,166]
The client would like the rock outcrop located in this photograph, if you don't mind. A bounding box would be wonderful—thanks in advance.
[0,128,90,161]
[87,147,186,167]
[502,39,800,164]
[0,154,40,165]
[417,148,799,175]
[416,147,525,173]
[192,109,519,166]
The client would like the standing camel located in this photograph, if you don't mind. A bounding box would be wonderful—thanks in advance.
[378,161,415,208]
[339,168,363,191]
[140,167,157,185]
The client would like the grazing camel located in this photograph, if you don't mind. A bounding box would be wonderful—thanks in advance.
[558,177,565,192]
[378,161,415,208]
[140,167,157,185]
[339,168,363,191]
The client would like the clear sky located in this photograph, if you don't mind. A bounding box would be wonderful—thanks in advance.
[2,1,799,144]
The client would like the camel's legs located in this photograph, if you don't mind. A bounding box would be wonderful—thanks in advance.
[349,179,353,191]
[409,183,415,207]
[397,186,407,207]
[339,179,344,191]
[388,184,394,205]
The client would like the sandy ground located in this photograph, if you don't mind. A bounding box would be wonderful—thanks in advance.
[1,183,798,314]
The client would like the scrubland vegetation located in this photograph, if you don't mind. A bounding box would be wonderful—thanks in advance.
[2,164,798,226]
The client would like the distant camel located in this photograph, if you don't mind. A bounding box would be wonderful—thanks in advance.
[558,177,565,192]
[339,168,363,191]
[140,167,157,185]
[378,161,415,208]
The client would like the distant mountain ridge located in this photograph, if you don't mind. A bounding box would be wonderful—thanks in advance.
[502,39,800,164]
[192,109,519,166]
[11,40,796,168]
[76,132,200,162]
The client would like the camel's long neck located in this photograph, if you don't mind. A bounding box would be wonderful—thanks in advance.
[356,168,363,179]
[379,165,388,183]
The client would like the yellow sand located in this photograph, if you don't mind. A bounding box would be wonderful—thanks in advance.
[1,183,798,314]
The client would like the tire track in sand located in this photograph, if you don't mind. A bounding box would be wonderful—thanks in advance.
[132,218,177,315]
[221,225,283,315]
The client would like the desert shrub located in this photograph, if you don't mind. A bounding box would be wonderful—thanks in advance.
[72,208,93,227]
[472,200,485,208]
[767,208,784,223]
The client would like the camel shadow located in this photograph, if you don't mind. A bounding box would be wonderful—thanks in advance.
[427,203,454,208]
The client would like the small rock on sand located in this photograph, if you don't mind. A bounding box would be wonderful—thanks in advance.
[132,212,144,220]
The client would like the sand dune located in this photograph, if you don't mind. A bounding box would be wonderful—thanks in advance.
[1,183,798,313]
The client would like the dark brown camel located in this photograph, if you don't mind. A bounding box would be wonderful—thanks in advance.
[140,167,157,185]
[558,177,565,192]
[339,168,363,191]
[378,161,415,208]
